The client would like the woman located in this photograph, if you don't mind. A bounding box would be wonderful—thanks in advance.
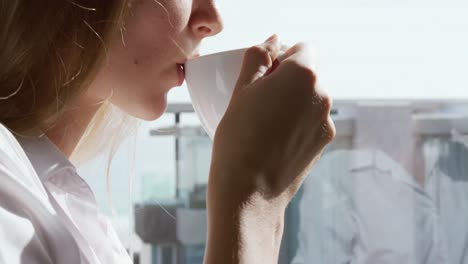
[0,0,335,263]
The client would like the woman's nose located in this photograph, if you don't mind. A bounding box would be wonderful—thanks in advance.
[189,1,224,39]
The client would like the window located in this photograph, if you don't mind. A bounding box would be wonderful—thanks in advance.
[77,1,468,263]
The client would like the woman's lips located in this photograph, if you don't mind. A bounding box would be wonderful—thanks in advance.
[176,63,185,86]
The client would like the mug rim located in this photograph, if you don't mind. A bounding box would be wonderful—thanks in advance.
[186,47,248,65]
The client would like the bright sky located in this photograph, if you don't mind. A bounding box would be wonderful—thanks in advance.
[169,0,468,101]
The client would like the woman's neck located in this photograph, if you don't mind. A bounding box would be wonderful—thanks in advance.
[43,96,103,158]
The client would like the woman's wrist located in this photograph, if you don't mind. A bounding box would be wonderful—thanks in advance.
[208,147,292,207]
[205,169,287,264]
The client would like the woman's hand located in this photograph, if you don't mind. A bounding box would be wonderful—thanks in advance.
[211,35,335,204]
[204,35,335,264]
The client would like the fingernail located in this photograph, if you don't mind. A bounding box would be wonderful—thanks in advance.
[264,34,278,43]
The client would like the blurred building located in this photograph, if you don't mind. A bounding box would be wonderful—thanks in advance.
[135,122,210,264]
[134,102,468,264]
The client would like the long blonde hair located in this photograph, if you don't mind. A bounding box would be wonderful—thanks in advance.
[0,0,130,136]
[1,1,141,225]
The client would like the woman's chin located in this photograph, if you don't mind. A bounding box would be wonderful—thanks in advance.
[136,94,168,121]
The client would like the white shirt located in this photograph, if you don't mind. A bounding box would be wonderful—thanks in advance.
[292,149,452,264]
[0,124,132,264]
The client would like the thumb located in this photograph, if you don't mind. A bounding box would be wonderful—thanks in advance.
[234,35,281,94]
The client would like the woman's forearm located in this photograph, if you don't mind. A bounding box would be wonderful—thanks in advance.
[204,186,286,264]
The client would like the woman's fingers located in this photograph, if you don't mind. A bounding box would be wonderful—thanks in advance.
[276,43,317,73]
[234,35,281,94]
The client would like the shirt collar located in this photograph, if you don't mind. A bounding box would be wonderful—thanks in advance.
[15,133,75,183]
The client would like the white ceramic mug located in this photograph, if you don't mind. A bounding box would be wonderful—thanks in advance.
[185,48,248,139]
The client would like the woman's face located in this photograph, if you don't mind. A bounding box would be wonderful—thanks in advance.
[87,0,223,120]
